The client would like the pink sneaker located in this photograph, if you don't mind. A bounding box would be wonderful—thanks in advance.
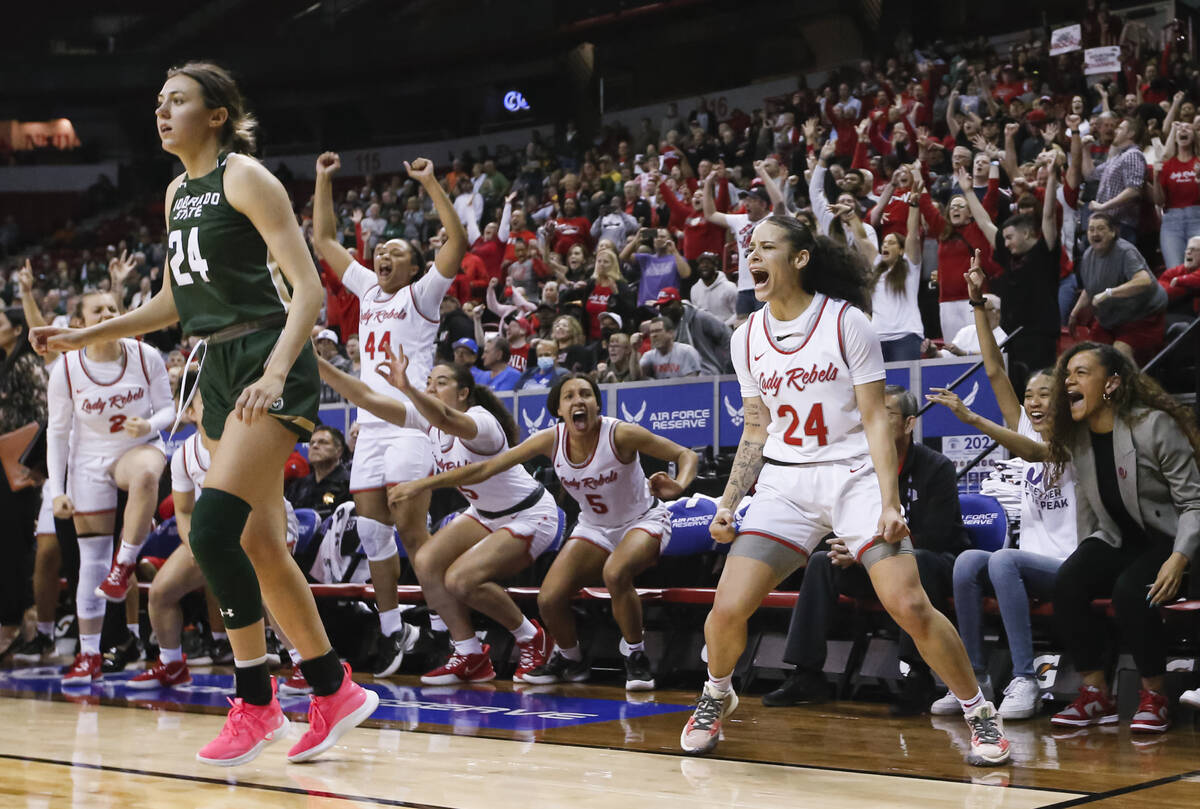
[128,658,192,690]
[196,692,289,767]
[96,560,136,602]
[287,662,379,763]
[513,622,552,682]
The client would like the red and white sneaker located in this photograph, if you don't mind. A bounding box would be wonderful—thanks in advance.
[513,622,552,682]
[62,652,103,686]
[278,667,312,696]
[96,560,136,603]
[127,658,191,690]
[196,691,290,767]
[1130,689,1169,733]
[287,662,379,763]
[1051,685,1119,727]
[964,701,1011,766]
[421,645,496,685]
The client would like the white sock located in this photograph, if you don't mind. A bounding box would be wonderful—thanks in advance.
[379,607,405,637]
[429,613,448,633]
[511,618,537,643]
[959,688,985,713]
[37,621,54,637]
[557,643,582,662]
[211,631,228,642]
[288,647,303,666]
[453,637,483,656]
[160,647,183,664]
[707,670,733,695]
[80,633,101,656]
[115,541,142,566]
[234,654,268,668]
[619,638,644,657]
[126,623,140,640]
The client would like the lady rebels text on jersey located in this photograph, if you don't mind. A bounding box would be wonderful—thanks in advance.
[732,294,885,464]
[46,339,174,506]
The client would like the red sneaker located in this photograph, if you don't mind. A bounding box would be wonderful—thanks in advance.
[287,662,379,763]
[1130,689,1169,733]
[421,645,496,685]
[513,622,552,682]
[96,560,136,603]
[127,658,191,690]
[196,691,289,767]
[62,652,103,686]
[278,667,312,696]
[1051,685,1119,727]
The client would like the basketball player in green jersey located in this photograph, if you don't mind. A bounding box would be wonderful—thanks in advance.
[31,62,377,767]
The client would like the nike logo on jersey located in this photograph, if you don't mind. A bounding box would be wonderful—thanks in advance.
[753,351,767,361]
[849,464,865,474]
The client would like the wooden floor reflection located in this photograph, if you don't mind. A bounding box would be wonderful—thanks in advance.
[0,673,1198,808]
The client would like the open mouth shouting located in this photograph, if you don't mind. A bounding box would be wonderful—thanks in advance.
[570,405,589,431]
[1027,407,1046,427]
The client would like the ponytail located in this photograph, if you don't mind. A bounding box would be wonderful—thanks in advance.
[443,362,519,447]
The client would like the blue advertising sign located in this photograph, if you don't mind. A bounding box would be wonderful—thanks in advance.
[318,404,352,436]
[616,382,712,447]
[160,423,196,459]
[920,362,1003,438]
[718,380,744,447]
[885,365,911,390]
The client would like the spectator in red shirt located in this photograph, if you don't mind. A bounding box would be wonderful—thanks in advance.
[467,192,516,284]
[1159,235,1200,316]
[657,176,728,260]
[1154,119,1200,268]
[549,196,592,257]
[503,206,538,262]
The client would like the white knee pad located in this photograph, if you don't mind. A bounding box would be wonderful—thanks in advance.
[357,516,398,563]
[77,535,113,620]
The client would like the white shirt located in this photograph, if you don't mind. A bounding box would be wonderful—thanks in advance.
[553,417,655,529]
[733,295,884,463]
[430,406,539,512]
[809,164,878,258]
[946,324,1007,356]
[690,272,739,326]
[1015,410,1078,561]
[721,212,761,292]
[341,260,452,427]
[870,255,924,340]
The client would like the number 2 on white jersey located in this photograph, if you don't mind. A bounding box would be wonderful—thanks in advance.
[169,228,211,286]
[778,403,829,447]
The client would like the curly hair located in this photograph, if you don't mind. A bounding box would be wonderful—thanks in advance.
[1046,342,1200,479]
[759,215,873,314]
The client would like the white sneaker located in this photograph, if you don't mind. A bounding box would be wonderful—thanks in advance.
[964,701,1011,766]
[680,682,739,755]
[1181,688,1200,709]
[931,691,961,715]
[997,676,1040,720]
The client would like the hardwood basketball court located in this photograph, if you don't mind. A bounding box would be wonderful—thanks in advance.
[1,664,1198,808]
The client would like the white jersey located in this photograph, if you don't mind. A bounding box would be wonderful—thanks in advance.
[430,406,539,513]
[552,416,654,529]
[722,212,761,291]
[46,338,173,498]
[342,260,453,426]
[170,431,210,494]
[733,295,885,464]
[1016,410,1078,561]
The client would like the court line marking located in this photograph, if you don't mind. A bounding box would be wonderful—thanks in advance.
[0,688,1090,798]
[1035,769,1200,807]
[0,752,451,809]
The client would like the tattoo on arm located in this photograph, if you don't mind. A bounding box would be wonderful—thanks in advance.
[721,398,767,508]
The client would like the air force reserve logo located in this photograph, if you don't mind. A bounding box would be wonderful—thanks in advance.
[522,408,547,433]
[620,401,647,423]
[724,395,743,427]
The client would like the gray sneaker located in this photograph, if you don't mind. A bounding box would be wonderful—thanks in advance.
[680,683,739,755]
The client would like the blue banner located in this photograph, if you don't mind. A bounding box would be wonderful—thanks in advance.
[885,366,911,390]
[920,362,1003,438]
[616,382,712,447]
[160,423,196,459]
[717,380,743,447]
[515,391,608,441]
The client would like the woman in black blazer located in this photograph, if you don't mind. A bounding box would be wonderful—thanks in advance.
[1045,342,1200,734]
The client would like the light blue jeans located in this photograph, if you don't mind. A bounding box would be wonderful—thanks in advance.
[952,548,1062,678]
[1160,206,1200,270]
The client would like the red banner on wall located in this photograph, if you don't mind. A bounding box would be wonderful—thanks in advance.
[0,119,81,152]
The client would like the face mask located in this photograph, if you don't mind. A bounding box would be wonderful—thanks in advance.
[537,356,554,371]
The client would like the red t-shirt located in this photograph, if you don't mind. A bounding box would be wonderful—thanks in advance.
[471,237,506,282]
[551,217,593,256]
[585,284,614,340]
[1160,156,1200,209]
[504,228,538,262]
[460,253,489,301]
[508,341,529,372]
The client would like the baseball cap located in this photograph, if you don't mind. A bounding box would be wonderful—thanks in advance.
[316,328,338,344]
[696,251,719,264]
[510,315,532,335]
[599,311,623,330]
[453,337,479,354]
[655,286,682,305]
[745,186,771,204]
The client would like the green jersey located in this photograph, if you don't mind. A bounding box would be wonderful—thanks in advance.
[167,154,292,336]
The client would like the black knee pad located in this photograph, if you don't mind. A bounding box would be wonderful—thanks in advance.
[189,488,261,630]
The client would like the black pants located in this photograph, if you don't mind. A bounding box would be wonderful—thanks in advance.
[782,548,955,672]
[1005,330,1059,395]
[1053,536,1173,678]
[0,474,37,626]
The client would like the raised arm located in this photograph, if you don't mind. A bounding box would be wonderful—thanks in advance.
[903,186,922,264]
[869,180,895,228]
[924,387,1049,461]
[312,152,355,278]
[956,166,998,244]
[1002,122,1021,184]
[701,171,728,227]
[964,249,1020,428]
[316,355,411,429]
[1042,155,1060,249]
[409,158,467,279]
[389,428,556,505]
[754,160,786,216]
[376,344,479,439]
